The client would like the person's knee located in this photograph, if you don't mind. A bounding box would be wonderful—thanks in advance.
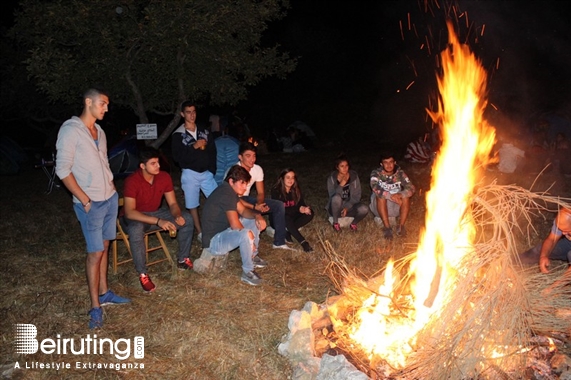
[331,194,342,205]
[357,204,369,216]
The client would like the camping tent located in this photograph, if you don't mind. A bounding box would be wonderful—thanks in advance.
[108,135,139,179]
[0,136,27,175]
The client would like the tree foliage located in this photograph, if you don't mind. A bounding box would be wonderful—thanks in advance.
[10,0,296,147]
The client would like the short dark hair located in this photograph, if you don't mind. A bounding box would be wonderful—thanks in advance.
[379,150,395,162]
[138,147,161,165]
[225,165,251,183]
[180,100,196,112]
[239,141,257,155]
[334,153,350,170]
[83,87,109,101]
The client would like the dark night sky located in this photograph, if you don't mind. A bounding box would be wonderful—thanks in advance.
[2,1,571,151]
[246,0,571,148]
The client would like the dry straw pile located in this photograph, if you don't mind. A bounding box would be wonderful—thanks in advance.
[323,182,571,379]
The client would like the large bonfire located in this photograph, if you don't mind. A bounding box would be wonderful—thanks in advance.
[324,21,571,379]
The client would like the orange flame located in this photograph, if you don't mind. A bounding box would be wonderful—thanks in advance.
[347,21,496,369]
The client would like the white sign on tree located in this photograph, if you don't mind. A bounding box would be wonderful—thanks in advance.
[136,124,158,140]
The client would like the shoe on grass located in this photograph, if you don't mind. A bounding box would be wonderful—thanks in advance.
[332,223,341,232]
[241,270,262,286]
[383,227,393,240]
[88,307,103,329]
[272,244,294,251]
[253,255,268,268]
[349,223,358,231]
[99,290,131,306]
[177,257,193,270]
[139,273,156,292]
[301,241,314,252]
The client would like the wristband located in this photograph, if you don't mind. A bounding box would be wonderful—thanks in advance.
[83,199,91,207]
[156,218,161,226]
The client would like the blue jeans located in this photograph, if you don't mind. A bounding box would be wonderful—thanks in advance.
[74,192,118,253]
[241,196,286,245]
[520,238,571,267]
[122,208,194,274]
[208,218,259,273]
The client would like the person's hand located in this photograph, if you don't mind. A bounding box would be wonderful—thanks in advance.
[390,193,403,205]
[255,216,267,231]
[195,140,207,150]
[340,208,348,217]
[539,256,550,273]
[300,206,312,215]
[175,215,185,226]
[158,218,176,232]
[254,203,270,213]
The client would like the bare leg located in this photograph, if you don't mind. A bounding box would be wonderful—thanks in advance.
[376,198,390,228]
[189,208,202,234]
[86,250,105,308]
[399,197,411,227]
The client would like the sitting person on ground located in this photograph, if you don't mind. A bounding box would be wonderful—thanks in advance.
[236,141,292,250]
[370,151,415,240]
[201,165,269,286]
[520,207,571,274]
[122,147,194,292]
[326,154,369,232]
[271,168,314,252]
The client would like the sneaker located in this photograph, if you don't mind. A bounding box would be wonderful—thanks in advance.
[332,223,341,232]
[99,290,131,306]
[301,241,314,253]
[139,273,156,292]
[241,270,262,286]
[396,225,407,237]
[253,255,268,268]
[177,257,193,270]
[349,223,358,231]
[88,307,103,329]
[197,232,202,244]
[272,244,294,251]
[265,226,275,238]
[383,227,393,240]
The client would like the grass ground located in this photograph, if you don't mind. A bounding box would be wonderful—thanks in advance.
[1,145,569,379]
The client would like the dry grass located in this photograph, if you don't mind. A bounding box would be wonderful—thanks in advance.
[1,146,570,379]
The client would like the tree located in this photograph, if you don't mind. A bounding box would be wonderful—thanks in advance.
[10,0,296,148]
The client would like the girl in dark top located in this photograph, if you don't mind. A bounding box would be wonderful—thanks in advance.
[326,154,369,231]
[271,168,314,252]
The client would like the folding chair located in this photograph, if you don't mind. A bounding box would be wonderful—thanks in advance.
[34,152,58,194]
[111,198,174,275]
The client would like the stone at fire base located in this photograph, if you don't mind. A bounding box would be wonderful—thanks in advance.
[279,301,369,380]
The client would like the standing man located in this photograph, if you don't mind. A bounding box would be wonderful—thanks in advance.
[201,165,269,286]
[236,141,292,250]
[56,88,130,329]
[172,101,217,243]
[370,151,415,240]
[521,207,571,273]
[122,148,194,292]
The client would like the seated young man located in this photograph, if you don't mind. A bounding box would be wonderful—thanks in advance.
[236,141,292,250]
[201,165,268,286]
[370,151,415,239]
[122,148,194,292]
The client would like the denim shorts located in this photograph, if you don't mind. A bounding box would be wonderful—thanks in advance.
[181,169,218,208]
[73,192,118,253]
